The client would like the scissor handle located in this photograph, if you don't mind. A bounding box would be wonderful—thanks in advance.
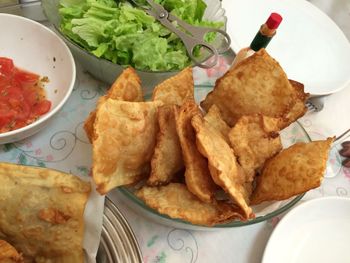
[168,13,231,54]
[146,10,219,68]
[166,19,220,68]
[144,0,231,68]
[186,41,219,69]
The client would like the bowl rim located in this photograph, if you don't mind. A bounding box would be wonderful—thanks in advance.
[0,13,76,140]
[118,120,312,228]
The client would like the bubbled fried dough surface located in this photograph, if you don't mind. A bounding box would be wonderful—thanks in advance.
[201,49,307,127]
[228,114,283,181]
[152,67,194,106]
[136,183,244,226]
[174,100,217,203]
[84,67,143,143]
[0,240,23,263]
[148,105,184,186]
[191,114,253,219]
[0,162,90,263]
[92,99,163,194]
[251,138,334,205]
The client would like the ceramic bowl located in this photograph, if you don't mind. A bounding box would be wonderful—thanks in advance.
[0,13,75,144]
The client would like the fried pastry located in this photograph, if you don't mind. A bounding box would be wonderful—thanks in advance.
[92,99,162,194]
[200,49,308,127]
[84,67,143,143]
[152,67,194,105]
[174,100,217,203]
[0,163,90,263]
[191,114,253,219]
[228,114,283,181]
[251,138,334,205]
[148,105,184,186]
[136,183,244,226]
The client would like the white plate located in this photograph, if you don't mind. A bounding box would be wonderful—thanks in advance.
[262,197,350,263]
[222,0,350,95]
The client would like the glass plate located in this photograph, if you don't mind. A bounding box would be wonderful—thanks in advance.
[116,85,312,230]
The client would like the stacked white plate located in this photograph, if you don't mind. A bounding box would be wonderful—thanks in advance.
[97,197,143,263]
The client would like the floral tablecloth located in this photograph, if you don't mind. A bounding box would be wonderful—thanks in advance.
[1,1,350,262]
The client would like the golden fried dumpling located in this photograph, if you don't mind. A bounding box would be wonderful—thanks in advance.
[251,138,334,205]
[201,49,308,127]
[174,100,217,203]
[136,183,244,226]
[228,114,283,181]
[92,99,162,194]
[148,105,184,186]
[0,162,90,263]
[84,67,143,143]
[203,105,231,144]
[152,67,194,105]
[191,114,253,219]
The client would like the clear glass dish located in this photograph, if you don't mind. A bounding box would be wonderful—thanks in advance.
[115,85,312,230]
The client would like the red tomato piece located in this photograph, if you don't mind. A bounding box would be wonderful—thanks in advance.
[0,57,51,133]
[0,57,15,77]
[32,100,51,116]
[23,87,38,107]
[14,68,39,85]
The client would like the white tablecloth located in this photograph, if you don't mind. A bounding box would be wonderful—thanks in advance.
[1,1,349,262]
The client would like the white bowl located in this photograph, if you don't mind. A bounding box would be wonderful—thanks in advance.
[0,13,75,144]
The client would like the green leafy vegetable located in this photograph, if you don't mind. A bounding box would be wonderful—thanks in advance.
[59,0,223,71]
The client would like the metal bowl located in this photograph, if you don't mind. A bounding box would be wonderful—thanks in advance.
[41,0,227,94]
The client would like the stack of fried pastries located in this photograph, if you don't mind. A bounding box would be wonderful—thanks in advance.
[85,49,333,226]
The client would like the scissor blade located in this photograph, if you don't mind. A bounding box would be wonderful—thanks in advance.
[128,0,149,9]
[144,0,168,15]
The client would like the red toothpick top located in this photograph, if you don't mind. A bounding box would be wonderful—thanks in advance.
[265,13,283,30]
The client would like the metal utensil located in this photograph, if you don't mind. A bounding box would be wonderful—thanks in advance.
[130,0,231,68]
[306,96,325,112]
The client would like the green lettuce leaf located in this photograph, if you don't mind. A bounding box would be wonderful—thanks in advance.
[59,0,223,71]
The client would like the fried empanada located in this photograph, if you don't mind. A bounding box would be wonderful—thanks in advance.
[174,100,216,203]
[84,96,107,143]
[0,162,90,263]
[84,67,143,143]
[203,105,231,143]
[250,138,334,205]
[106,67,143,102]
[228,114,283,181]
[280,79,309,128]
[148,105,184,186]
[200,49,308,126]
[93,99,163,194]
[191,114,253,219]
[152,67,194,105]
[0,240,23,263]
[136,183,244,226]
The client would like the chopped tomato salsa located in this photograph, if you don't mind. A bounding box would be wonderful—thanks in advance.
[0,57,51,133]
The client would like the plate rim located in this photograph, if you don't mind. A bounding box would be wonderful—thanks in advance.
[97,196,143,263]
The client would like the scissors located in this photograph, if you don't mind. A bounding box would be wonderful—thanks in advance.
[131,0,231,68]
